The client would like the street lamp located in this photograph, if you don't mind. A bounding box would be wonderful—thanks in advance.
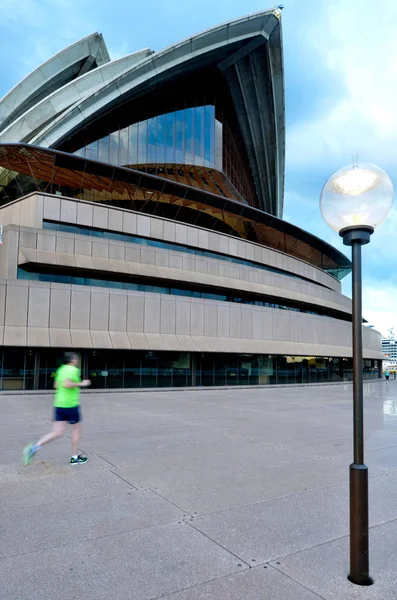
[320,163,394,586]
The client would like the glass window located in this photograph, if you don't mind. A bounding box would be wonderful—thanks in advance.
[24,350,36,390]
[330,357,342,382]
[147,117,157,164]
[172,353,191,387]
[98,136,110,163]
[124,351,142,387]
[73,105,219,170]
[158,354,173,387]
[175,109,185,164]
[119,127,129,165]
[185,108,194,164]
[197,353,214,386]
[109,131,120,165]
[226,355,239,385]
[37,349,65,390]
[87,351,108,389]
[214,353,226,386]
[156,114,166,163]
[204,105,215,167]
[85,140,98,161]
[165,112,175,164]
[42,221,323,287]
[141,352,158,387]
[194,106,204,165]
[138,120,148,164]
[107,352,124,388]
[128,123,138,165]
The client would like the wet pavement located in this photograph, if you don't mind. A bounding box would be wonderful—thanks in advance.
[1,380,397,599]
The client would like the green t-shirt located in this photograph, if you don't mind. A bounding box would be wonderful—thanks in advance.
[54,364,81,408]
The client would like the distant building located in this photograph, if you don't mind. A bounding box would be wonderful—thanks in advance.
[382,336,397,367]
[0,9,383,390]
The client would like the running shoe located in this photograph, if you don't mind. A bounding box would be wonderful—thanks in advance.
[22,444,37,466]
[70,455,88,465]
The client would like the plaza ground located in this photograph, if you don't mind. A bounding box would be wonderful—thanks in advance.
[1,381,397,599]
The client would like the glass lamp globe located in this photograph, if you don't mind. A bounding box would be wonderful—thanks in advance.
[320,163,394,233]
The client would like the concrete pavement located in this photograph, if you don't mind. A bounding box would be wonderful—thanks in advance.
[1,380,397,599]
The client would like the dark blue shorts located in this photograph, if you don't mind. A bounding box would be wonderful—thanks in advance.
[54,406,81,424]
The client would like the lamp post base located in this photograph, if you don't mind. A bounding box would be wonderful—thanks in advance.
[348,463,374,586]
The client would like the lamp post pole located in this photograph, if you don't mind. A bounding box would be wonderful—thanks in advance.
[340,226,374,586]
[320,162,394,586]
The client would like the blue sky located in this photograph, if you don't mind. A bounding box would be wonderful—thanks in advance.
[1,0,396,335]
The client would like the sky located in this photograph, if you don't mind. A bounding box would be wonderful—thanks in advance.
[1,0,396,336]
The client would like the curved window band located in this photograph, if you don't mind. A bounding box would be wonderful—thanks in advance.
[17,266,350,322]
[42,220,327,287]
[74,105,222,172]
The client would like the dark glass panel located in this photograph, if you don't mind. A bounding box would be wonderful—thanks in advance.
[109,131,120,165]
[85,140,98,161]
[128,123,138,164]
[214,353,226,386]
[156,114,166,163]
[175,109,185,164]
[165,112,175,164]
[107,352,124,388]
[226,355,239,385]
[98,136,110,163]
[172,353,191,386]
[37,349,65,390]
[194,106,204,165]
[185,107,194,164]
[147,117,157,163]
[330,357,342,382]
[138,120,148,164]
[119,127,129,165]
[158,354,173,387]
[124,352,142,388]
[197,353,214,386]
[87,350,107,389]
[141,352,158,387]
[204,105,214,166]
[276,355,288,384]
[24,349,35,390]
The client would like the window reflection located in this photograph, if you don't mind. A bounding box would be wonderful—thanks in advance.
[75,105,220,170]
[0,348,381,391]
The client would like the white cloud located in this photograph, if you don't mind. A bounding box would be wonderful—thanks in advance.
[286,0,397,173]
[284,0,397,340]
[1,0,95,80]
[361,281,397,337]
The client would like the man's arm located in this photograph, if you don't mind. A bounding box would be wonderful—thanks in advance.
[63,378,91,389]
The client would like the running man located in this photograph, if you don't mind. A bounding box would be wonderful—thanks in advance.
[23,352,91,466]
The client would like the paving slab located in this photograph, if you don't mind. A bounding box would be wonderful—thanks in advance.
[129,454,384,516]
[190,469,397,564]
[0,466,132,511]
[270,520,397,600]
[2,488,185,558]
[164,564,322,599]
[0,521,244,600]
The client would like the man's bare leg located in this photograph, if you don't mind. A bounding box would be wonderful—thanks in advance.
[23,422,66,465]
[70,422,87,464]
[71,422,81,457]
[38,421,67,447]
